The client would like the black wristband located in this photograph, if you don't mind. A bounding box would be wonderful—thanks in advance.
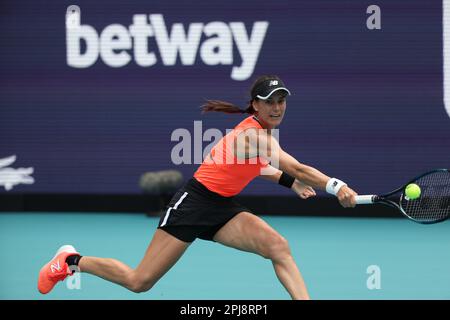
[279,171,295,188]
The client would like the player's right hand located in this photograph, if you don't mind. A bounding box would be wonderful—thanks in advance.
[336,185,358,208]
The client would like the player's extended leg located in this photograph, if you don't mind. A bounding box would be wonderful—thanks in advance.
[213,212,310,300]
[79,229,190,292]
[39,229,190,294]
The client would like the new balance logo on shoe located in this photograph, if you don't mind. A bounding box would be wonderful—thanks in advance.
[50,260,62,273]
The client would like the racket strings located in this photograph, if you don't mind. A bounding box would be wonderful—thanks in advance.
[400,171,450,223]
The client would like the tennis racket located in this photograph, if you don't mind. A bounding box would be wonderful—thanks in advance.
[355,169,450,224]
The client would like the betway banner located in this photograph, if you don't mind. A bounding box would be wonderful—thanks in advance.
[1,0,449,195]
[66,12,267,81]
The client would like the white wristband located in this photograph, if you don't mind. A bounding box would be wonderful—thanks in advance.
[326,178,347,196]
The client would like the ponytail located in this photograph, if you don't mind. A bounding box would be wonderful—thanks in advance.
[201,100,255,115]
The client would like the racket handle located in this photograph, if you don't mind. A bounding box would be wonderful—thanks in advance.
[355,195,377,204]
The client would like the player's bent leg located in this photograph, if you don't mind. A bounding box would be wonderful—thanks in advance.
[41,229,191,294]
[213,212,310,300]
[127,229,191,293]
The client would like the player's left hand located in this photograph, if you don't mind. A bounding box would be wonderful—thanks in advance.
[292,180,316,199]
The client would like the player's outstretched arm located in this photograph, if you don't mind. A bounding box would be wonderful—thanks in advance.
[258,165,316,199]
[278,150,358,207]
[243,128,358,207]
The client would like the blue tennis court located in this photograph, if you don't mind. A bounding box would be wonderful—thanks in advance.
[1,212,449,300]
[1,0,450,305]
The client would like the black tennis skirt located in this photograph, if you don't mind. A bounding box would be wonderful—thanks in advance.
[157,177,252,242]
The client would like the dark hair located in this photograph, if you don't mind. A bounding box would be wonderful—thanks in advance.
[201,75,282,115]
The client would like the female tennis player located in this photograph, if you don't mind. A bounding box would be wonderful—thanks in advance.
[38,75,358,300]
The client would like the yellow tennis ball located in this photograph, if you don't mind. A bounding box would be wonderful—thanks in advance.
[405,183,421,200]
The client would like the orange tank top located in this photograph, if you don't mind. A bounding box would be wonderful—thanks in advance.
[194,116,269,197]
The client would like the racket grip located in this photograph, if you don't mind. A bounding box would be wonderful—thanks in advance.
[355,195,376,204]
